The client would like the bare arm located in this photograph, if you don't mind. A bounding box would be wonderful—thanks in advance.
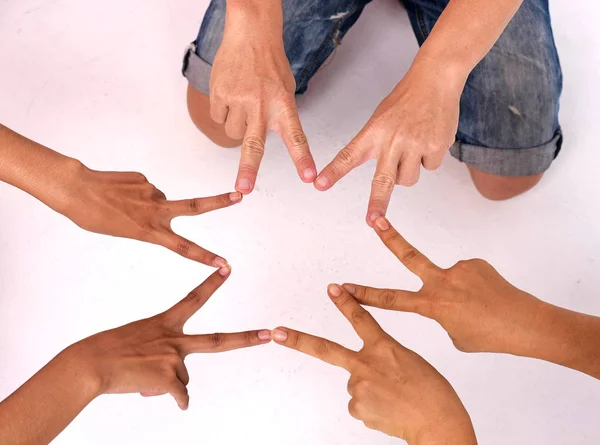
[0,124,82,213]
[522,303,600,379]
[0,124,242,266]
[317,0,525,223]
[414,0,523,76]
[348,217,600,381]
[0,350,99,445]
[0,269,271,444]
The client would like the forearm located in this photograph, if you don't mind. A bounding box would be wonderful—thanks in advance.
[519,302,600,379]
[0,349,99,445]
[0,124,82,213]
[412,0,523,78]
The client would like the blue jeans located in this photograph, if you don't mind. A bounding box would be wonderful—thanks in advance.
[183,0,563,177]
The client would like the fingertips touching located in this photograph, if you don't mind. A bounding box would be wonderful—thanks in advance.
[342,283,356,295]
[327,283,343,299]
[271,327,289,342]
[218,264,232,277]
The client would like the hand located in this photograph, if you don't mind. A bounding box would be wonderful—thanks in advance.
[315,61,465,225]
[271,285,476,444]
[210,6,316,194]
[58,164,240,267]
[345,217,546,355]
[64,267,271,410]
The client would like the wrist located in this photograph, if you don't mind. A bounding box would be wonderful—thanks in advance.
[410,49,470,92]
[55,344,104,400]
[43,157,87,216]
[412,418,477,445]
[225,0,283,34]
[525,303,600,378]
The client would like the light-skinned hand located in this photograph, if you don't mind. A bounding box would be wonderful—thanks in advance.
[315,61,464,225]
[210,4,316,194]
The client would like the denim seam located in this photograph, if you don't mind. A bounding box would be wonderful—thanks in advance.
[414,4,430,41]
[295,5,362,92]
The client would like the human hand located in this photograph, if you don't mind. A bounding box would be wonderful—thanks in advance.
[315,61,465,225]
[210,5,316,194]
[345,217,546,355]
[271,285,476,444]
[64,267,271,410]
[56,164,240,267]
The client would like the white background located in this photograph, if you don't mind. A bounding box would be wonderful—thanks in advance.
[1,0,599,444]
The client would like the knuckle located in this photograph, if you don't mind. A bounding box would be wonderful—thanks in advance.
[176,240,192,256]
[401,247,422,263]
[379,290,398,308]
[184,288,203,303]
[372,173,396,191]
[275,93,296,109]
[469,258,489,268]
[188,199,199,213]
[288,130,308,148]
[218,193,231,206]
[336,147,357,166]
[131,172,148,182]
[314,339,330,358]
[294,153,313,167]
[351,307,369,324]
[243,136,265,157]
[354,379,370,395]
[363,420,378,431]
[244,330,255,346]
[290,332,301,349]
[209,333,223,348]
[348,399,360,419]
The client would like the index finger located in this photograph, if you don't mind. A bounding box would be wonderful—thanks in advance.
[271,327,356,371]
[166,192,242,217]
[274,102,316,183]
[177,329,272,356]
[327,284,384,344]
[163,267,231,327]
[152,230,226,268]
[235,118,268,195]
[373,217,440,279]
[314,135,369,192]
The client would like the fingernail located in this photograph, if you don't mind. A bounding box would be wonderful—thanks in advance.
[303,168,316,182]
[258,330,272,341]
[375,217,390,231]
[218,264,231,276]
[343,284,355,294]
[369,212,381,223]
[328,284,342,297]
[237,178,252,192]
[272,329,288,342]
[229,192,242,202]
[315,176,329,189]
[213,257,227,268]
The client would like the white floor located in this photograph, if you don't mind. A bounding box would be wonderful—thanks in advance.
[1,0,599,444]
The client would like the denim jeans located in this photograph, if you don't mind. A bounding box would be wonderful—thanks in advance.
[183,0,563,177]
